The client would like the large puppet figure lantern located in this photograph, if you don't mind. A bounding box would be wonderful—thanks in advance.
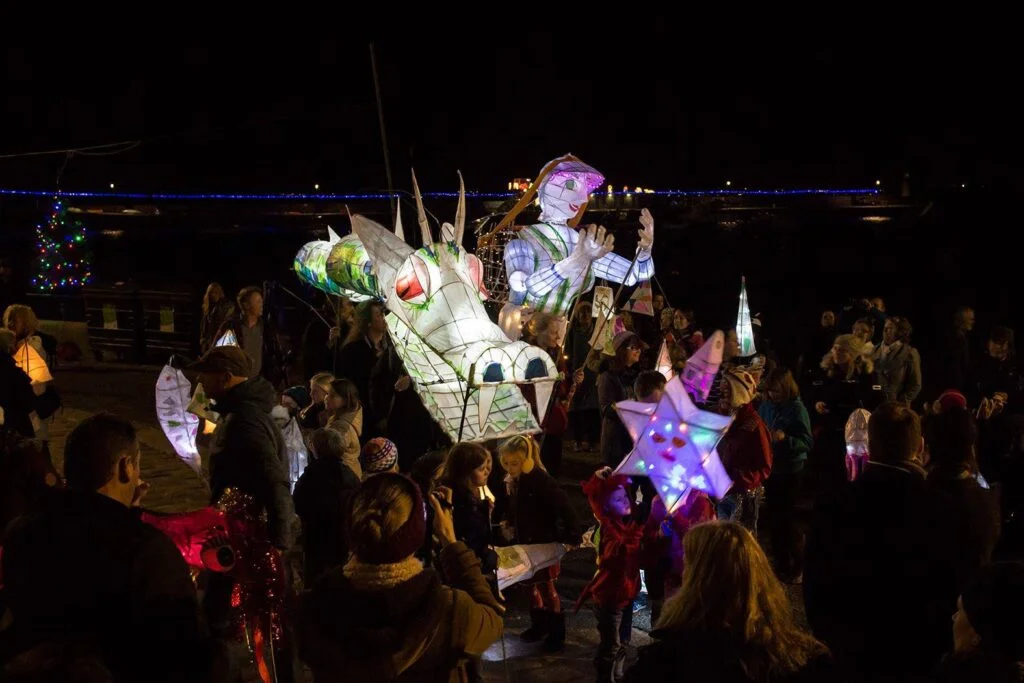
[484,155,656,339]
[294,172,558,443]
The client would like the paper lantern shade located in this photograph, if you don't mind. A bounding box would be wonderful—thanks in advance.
[14,343,53,384]
[736,277,756,357]
[614,373,734,513]
[155,365,201,472]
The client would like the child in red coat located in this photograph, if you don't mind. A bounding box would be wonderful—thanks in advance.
[577,469,644,683]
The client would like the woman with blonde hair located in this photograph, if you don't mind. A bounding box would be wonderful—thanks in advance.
[199,282,235,353]
[626,521,832,682]
[810,334,882,491]
[298,473,504,681]
[300,372,334,430]
[4,304,56,439]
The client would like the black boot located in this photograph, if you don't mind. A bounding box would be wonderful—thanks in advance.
[543,611,565,652]
[519,609,549,643]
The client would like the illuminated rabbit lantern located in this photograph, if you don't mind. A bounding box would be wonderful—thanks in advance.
[295,172,558,442]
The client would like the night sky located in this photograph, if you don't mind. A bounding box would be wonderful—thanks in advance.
[0,33,1016,195]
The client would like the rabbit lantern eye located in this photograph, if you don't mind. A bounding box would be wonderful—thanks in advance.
[396,255,431,304]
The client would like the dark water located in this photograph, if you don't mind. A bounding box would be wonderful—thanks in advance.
[1,191,1015,369]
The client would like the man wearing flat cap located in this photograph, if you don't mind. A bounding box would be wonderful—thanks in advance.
[190,346,295,662]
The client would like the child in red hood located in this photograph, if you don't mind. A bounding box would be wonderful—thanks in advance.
[577,468,644,683]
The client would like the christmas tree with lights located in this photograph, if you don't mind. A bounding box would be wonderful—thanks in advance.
[33,196,92,291]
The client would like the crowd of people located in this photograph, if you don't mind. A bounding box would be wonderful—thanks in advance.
[1,281,1024,682]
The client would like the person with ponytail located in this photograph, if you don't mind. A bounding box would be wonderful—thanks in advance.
[298,473,504,681]
[497,435,581,652]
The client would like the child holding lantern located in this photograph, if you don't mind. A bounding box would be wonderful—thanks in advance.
[497,435,580,652]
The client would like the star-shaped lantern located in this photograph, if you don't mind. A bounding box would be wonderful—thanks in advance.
[614,373,734,513]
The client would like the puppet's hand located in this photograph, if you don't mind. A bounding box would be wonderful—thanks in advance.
[638,209,654,251]
[574,225,615,262]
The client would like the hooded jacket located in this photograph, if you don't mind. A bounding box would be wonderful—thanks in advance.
[209,376,295,549]
[327,407,364,479]
[576,473,644,610]
[298,541,504,682]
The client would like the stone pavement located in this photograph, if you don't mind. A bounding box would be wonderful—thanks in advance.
[48,364,636,681]
[46,363,804,682]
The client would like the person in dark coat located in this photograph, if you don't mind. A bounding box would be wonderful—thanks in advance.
[371,341,447,471]
[625,522,834,683]
[0,329,36,438]
[0,413,215,682]
[336,301,389,441]
[199,283,236,354]
[566,304,600,451]
[924,407,1001,582]
[597,332,644,467]
[293,428,360,584]
[300,295,352,381]
[937,562,1024,683]
[758,367,814,581]
[496,435,581,652]
[0,436,60,541]
[971,326,1023,483]
[213,286,285,389]
[804,402,966,682]
[441,442,498,574]
[193,347,294,551]
[937,307,975,395]
[192,345,296,681]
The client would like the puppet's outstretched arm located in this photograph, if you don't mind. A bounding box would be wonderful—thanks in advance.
[506,226,615,303]
[592,208,655,285]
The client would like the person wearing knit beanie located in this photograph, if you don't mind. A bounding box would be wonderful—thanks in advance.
[359,437,399,479]
[721,369,758,412]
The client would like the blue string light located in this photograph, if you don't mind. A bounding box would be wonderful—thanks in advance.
[0,187,880,201]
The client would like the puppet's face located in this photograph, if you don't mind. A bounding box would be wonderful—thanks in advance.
[539,171,602,225]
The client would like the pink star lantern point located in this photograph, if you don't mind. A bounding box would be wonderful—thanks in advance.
[681,330,725,403]
[613,374,734,513]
